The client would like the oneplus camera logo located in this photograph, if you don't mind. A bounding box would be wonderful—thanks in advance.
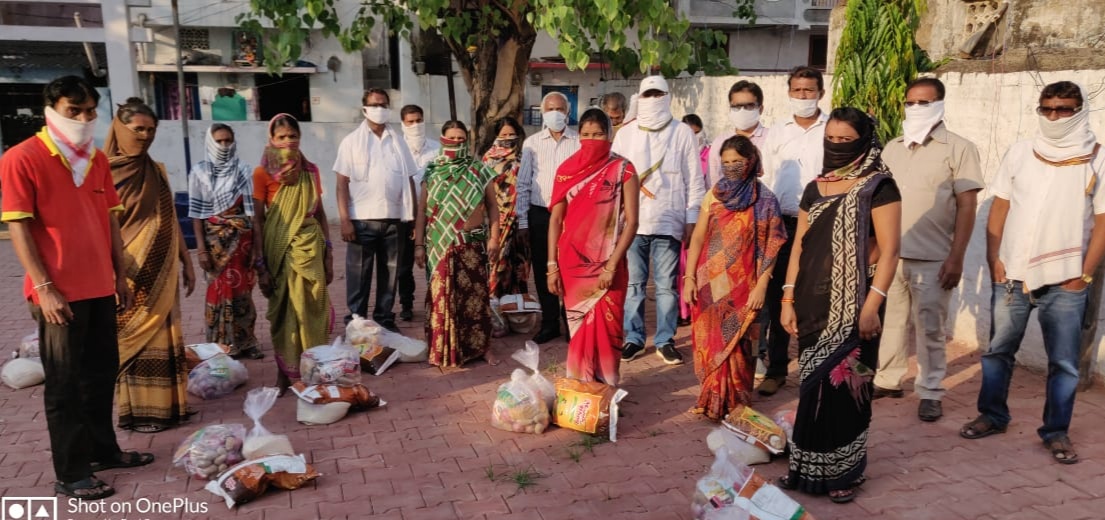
[1,498,56,520]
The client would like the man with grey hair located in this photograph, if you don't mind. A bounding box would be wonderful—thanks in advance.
[599,92,628,130]
[517,91,581,343]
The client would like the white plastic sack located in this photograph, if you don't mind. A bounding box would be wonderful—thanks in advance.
[187,354,248,400]
[296,400,352,425]
[706,427,770,466]
[1,358,44,389]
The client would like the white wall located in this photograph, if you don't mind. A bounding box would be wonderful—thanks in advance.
[726,26,820,73]
[665,70,1105,378]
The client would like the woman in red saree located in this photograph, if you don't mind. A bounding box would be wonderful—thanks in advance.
[548,108,639,386]
[683,135,787,420]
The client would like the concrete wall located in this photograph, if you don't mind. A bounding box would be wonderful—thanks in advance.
[727,26,822,73]
[658,69,1105,378]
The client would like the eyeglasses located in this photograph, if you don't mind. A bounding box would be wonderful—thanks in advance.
[904,100,937,107]
[730,103,759,110]
[1036,105,1082,117]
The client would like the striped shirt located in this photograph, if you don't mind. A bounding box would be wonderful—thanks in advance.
[516,127,580,228]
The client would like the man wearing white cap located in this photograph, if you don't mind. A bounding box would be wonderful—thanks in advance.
[517,91,581,343]
[613,75,706,365]
[960,81,1105,466]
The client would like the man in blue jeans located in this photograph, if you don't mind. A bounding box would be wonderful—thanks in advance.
[961,81,1105,465]
[612,76,705,364]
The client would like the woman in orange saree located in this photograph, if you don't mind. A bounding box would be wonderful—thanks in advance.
[548,109,639,386]
[683,135,786,420]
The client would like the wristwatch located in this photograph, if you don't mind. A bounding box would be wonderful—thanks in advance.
[1081,273,1094,285]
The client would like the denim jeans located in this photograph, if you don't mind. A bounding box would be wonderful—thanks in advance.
[978,280,1086,441]
[397,221,416,310]
[345,219,399,324]
[624,234,681,347]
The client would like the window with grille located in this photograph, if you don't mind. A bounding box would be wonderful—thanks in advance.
[178,28,210,50]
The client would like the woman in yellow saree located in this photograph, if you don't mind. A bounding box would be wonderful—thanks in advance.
[106,98,195,433]
[252,114,333,392]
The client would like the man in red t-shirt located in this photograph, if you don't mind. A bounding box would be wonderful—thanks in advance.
[0,76,150,500]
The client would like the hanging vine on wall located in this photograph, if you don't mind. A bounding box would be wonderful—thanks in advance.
[832,0,927,144]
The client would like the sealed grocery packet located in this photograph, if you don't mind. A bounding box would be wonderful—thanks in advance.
[552,378,628,442]
[204,454,320,509]
[357,344,400,375]
[722,404,787,455]
[290,382,384,409]
[735,471,814,520]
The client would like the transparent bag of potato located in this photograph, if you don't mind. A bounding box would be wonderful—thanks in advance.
[300,338,361,386]
[187,354,249,400]
[512,341,554,408]
[490,368,550,434]
[172,424,246,480]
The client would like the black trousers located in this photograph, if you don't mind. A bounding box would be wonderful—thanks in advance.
[762,215,799,378]
[397,221,416,311]
[528,205,566,332]
[33,295,123,483]
[345,219,400,324]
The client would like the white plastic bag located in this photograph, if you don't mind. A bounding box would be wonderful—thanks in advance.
[706,427,770,466]
[301,338,361,386]
[187,354,248,400]
[344,314,427,362]
[296,400,352,425]
[344,314,381,348]
[691,447,813,520]
[242,387,293,459]
[512,341,554,408]
[18,331,39,359]
[1,358,44,389]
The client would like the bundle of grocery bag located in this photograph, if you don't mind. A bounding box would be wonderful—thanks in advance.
[692,404,809,520]
[2,331,43,389]
[489,342,628,441]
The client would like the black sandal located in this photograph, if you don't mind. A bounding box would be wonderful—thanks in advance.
[1044,435,1080,465]
[776,475,797,490]
[829,487,858,504]
[55,476,114,500]
[90,451,155,472]
[960,415,1007,439]
[234,347,265,360]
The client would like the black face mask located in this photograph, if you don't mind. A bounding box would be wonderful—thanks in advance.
[823,137,870,173]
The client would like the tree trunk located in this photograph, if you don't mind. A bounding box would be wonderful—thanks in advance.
[448,21,536,155]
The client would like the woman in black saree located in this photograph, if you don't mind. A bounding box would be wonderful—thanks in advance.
[778,107,901,503]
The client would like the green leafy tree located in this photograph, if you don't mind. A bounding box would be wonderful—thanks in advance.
[239,0,753,149]
[831,0,926,143]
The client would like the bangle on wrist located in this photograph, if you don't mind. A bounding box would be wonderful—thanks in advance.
[781,284,795,290]
[870,286,888,298]
[546,269,560,276]
[781,298,795,304]
[546,261,558,267]
[602,265,615,274]
[33,280,54,291]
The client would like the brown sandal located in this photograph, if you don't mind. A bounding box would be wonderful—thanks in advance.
[960,415,1006,439]
[1044,435,1079,464]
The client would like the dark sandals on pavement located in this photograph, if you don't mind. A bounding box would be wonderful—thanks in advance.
[55,476,114,500]
[233,347,265,360]
[959,415,1006,439]
[1044,435,1079,464]
[89,451,155,473]
[777,475,865,503]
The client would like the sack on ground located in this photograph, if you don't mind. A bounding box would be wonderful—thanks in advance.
[242,387,294,459]
[18,331,39,359]
[706,427,770,466]
[1,358,44,389]
[172,424,246,480]
[290,382,382,409]
[185,343,232,370]
[499,294,541,334]
[722,404,787,455]
[296,400,352,425]
[692,447,814,520]
[205,454,320,508]
[491,369,550,434]
[552,378,628,442]
[187,354,248,400]
[345,314,428,362]
[301,338,360,386]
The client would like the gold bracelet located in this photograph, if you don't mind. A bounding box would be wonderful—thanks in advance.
[602,266,615,274]
[546,269,560,276]
[781,298,795,304]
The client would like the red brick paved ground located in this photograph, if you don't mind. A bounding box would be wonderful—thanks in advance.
[1,230,1104,520]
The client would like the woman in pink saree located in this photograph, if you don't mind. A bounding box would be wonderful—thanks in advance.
[547,109,640,385]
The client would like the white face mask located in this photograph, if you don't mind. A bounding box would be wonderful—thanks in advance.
[402,121,425,141]
[789,97,820,119]
[729,107,760,131]
[362,106,391,124]
[1038,110,1086,140]
[636,95,673,130]
[902,100,945,147]
[543,110,568,132]
[45,105,96,148]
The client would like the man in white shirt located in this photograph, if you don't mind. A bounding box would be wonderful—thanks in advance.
[334,88,418,332]
[396,104,440,321]
[757,66,830,395]
[613,75,705,365]
[874,78,985,422]
[961,81,1105,466]
[517,91,581,343]
[707,80,770,187]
